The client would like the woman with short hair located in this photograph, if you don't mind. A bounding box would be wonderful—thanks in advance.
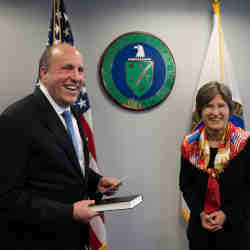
[180,81,250,250]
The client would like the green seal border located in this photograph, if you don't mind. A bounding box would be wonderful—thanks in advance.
[99,31,176,111]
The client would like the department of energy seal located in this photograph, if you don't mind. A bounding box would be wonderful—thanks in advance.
[99,32,176,111]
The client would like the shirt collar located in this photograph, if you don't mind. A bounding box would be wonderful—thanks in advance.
[39,82,70,115]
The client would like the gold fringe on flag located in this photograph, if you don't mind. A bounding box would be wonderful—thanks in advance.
[99,242,108,250]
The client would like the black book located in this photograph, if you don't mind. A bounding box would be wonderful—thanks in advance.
[90,194,143,212]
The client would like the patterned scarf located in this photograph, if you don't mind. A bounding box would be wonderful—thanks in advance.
[181,122,250,178]
[181,122,250,213]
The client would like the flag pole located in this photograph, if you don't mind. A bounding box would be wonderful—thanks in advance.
[212,0,224,83]
[53,0,57,43]
[57,0,62,42]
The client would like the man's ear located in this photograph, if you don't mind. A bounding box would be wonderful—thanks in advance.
[40,67,48,82]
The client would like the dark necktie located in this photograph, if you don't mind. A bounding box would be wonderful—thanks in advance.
[62,110,79,155]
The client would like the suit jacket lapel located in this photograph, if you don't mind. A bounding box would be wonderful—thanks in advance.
[32,88,84,178]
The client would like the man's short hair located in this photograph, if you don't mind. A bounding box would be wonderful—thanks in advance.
[38,45,54,79]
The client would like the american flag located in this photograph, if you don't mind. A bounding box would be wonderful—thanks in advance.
[46,1,107,249]
[47,0,74,46]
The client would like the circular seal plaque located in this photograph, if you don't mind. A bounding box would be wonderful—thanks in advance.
[99,32,176,111]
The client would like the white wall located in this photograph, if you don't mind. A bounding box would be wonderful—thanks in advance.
[0,0,250,249]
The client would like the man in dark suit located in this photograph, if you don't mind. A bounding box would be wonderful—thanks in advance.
[0,43,120,250]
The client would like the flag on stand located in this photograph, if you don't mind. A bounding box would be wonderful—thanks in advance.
[181,0,245,221]
[47,0,74,46]
[46,1,108,249]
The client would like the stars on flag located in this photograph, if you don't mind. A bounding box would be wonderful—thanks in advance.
[73,89,90,115]
[47,0,74,46]
[64,28,70,38]
[56,11,61,19]
[55,25,60,34]
[64,13,68,21]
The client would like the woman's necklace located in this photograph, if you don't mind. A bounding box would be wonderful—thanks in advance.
[207,129,224,148]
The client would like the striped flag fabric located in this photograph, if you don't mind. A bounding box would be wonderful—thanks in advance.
[181,0,245,221]
[46,1,108,249]
[74,89,108,250]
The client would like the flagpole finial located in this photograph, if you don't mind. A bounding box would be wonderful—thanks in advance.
[212,0,220,15]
